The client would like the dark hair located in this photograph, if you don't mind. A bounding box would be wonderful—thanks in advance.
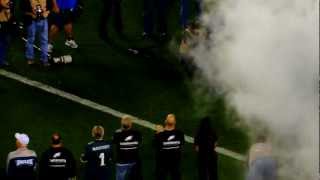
[51,133,62,145]
[195,116,218,145]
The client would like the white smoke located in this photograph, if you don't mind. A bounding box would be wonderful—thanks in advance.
[191,0,319,179]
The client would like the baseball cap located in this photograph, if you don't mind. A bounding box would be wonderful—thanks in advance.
[15,133,30,145]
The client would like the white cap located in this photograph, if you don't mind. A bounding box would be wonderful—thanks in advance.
[15,133,30,145]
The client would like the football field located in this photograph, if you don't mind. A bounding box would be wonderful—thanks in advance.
[0,0,250,178]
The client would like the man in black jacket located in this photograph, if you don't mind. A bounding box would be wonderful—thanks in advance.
[39,133,76,180]
[113,115,143,180]
[154,114,185,180]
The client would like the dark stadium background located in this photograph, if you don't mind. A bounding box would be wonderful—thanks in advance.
[0,0,250,179]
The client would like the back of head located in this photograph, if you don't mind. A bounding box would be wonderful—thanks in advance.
[196,116,215,141]
[256,134,267,143]
[121,115,133,130]
[51,133,62,146]
[15,133,30,149]
[165,114,176,130]
[92,125,105,140]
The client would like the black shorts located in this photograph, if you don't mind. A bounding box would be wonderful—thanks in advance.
[49,10,76,29]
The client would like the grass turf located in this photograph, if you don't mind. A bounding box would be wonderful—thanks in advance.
[0,0,249,178]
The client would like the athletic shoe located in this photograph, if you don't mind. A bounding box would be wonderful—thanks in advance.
[48,43,54,53]
[65,40,79,49]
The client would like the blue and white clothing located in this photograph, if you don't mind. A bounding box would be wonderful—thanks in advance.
[6,147,38,180]
[56,0,77,10]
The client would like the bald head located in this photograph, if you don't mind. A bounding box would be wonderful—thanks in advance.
[121,115,133,130]
[165,114,176,130]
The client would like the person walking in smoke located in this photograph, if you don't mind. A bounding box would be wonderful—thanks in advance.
[247,135,277,180]
[194,117,219,180]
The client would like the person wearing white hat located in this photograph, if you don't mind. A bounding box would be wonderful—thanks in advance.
[6,133,38,180]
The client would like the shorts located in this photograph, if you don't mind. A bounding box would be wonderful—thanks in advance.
[49,10,76,29]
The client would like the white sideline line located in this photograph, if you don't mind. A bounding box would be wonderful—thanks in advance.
[0,69,246,161]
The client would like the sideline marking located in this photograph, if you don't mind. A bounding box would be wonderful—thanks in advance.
[0,69,246,161]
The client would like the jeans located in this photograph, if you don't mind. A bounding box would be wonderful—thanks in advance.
[247,157,277,180]
[116,163,136,180]
[25,19,48,63]
[180,0,188,29]
[0,29,9,65]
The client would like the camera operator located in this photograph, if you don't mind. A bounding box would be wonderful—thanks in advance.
[21,0,52,66]
[0,0,14,67]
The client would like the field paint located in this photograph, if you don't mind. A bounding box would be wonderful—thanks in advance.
[0,69,246,161]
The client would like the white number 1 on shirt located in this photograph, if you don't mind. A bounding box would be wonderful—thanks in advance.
[99,153,105,166]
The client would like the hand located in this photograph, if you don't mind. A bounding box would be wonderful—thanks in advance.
[52,6,60,13]
[194,145,199,152]
[43,10,50,18]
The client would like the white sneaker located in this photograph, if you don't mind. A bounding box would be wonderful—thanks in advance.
[48,43,53,53]
[65,39,79,49]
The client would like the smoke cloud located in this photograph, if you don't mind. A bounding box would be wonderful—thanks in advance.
[191,0,319,179]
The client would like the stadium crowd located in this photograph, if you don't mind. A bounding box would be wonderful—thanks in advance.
[5,114,277,180]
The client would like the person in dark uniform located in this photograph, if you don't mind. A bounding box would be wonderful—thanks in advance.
[39,133,76,180]
[194,117,218,180]
[98,0,123,41]
[154,114,185,180]
[6,133,38,180]
[113,115,143,180]
[81,125,113,180]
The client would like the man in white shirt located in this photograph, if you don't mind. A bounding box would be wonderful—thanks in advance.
[247,135,277,180]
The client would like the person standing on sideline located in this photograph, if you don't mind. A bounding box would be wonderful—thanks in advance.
[81,125,113,180]
[154,114,185,180]
[113,115,143,180]
[194,117,218,180]
[247,135,277,180]
[21,0,51,66]
[48,0,80,52]
[6,133,38,180]
[39,133,76,180]
[0,0,14,67]
[98,0,123,41]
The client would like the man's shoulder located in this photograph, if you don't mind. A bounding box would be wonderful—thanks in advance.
[8,148,37,161]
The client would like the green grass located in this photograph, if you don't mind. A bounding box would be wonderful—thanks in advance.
[0,0,250,179]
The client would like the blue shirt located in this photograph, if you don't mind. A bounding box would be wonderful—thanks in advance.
[56,0,78,10]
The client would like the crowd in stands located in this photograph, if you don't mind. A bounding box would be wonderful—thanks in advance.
[5,114,277,180]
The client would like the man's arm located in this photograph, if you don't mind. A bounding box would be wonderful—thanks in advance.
[80,145,89,163]
[6,152,12,175]
[50,0,59,13]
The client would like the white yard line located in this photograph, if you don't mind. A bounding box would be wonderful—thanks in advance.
[0,69,246,161]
